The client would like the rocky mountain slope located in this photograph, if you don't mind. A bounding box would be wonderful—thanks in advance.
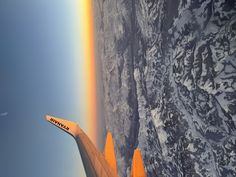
[94,0,236,176]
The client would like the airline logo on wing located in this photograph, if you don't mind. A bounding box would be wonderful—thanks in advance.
[49,117,70,131]
[45,115,79,137]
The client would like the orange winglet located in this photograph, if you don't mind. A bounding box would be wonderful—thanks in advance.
[45,115,80,137]
[104,132,118,174]
[130,148,147,177]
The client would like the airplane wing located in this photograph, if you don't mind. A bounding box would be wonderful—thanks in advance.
[46,115,119,177]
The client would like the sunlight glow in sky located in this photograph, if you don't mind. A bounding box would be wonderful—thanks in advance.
[0,0,97,177]
[75,0,97,144]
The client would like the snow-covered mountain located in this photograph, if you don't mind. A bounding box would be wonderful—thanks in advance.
[94,0,236,176]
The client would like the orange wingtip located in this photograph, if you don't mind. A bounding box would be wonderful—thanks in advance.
[130,148,147,177]
[45,115,80,137]
[104,132,118,174]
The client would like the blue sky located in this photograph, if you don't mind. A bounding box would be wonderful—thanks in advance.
[0,1,86,177]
